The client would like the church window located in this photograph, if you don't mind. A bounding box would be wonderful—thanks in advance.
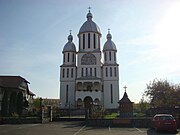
[62,68,65,78]
[94,68,96,76]
[106,67,108,77]
[83,34,85,49]
[81,68,84,77]
[104,52,107,61]
[81,54,96,65]
[71,68,73,78]
[109,52,111,61]
[79,36,81,50]
[86,68,88,76]
[114,67,117,77]
[63,54,65,62]
[72,54,74,62]
[90,68,92,76]
[110,67,112,77]
[98,35,100,48]
[68,53,70,62]
[111,84,113,103]
[88,33,90,48]
[66,85,69,104]
[114,52,116,61]
[94,34,96,49]
[67,68,69,78]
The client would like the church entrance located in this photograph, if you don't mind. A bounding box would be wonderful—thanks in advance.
[84,96,93,119]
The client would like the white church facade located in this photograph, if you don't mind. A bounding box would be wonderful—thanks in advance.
[60,10,119,110]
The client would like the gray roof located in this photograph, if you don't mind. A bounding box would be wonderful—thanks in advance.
[78,12,101,35]
[103,33,117,51]
[63,34,76,52]
[0,76,29,88]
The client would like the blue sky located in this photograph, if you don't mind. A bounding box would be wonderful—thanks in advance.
[0,0,180,103]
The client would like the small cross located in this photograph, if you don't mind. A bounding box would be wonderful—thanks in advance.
[88,6,91,12]
[69,30,72,35]
[108,28,110,34]
[123,85,127,92]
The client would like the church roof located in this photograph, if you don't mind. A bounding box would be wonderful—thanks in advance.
[103,31,117,51]
[78,10,101,35]
[63,33,76,52]
[119,91,133,103]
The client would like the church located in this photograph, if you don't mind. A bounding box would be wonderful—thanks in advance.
[60,9,119,110]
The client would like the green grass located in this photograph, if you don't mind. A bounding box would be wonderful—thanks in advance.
[104,113,119,119]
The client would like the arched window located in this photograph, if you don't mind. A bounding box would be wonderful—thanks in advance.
[66,85,69,104]
[90,68,92,76]
[110,67,112,77]
[111,84,113,103]
[63,54,65,62]
[94,34,96,49]
[67,68,69,78]
[72,54,74,62]
[106,67,108,77]
[86,68,88,76]
[62,68,65,78]
[114,67,117,77]
[114,52,116,61]
[81,54,96,65]
[83,34,85,49]
[109,52,111,61]
[94,68,96,77]
[104,52,107,61]
[88,33,90,48]
[81,68,84,77]
[68,53,70,62]
[71,68,73,78]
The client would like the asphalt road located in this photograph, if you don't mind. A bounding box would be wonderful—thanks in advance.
[0,121,179,135]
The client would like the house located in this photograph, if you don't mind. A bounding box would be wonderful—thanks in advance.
[0,76,35,116]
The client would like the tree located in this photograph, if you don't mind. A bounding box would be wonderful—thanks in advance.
[145,79,180,108]
[1,91,8,117]
[17,92,23,116]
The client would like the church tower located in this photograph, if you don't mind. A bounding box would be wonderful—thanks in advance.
[60,9,119,110]
[102,30,119,109]
[60,32,76,108]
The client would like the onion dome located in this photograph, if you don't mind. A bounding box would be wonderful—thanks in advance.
[78,10,101,35]
[103,30,117,51]
[63,33,76,52]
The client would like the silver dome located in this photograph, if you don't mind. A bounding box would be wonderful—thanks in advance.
[78,11,101,35]
[103,32,117,51]
[63,34,76,52]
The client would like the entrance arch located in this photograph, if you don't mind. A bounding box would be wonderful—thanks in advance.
[84,96,93,109]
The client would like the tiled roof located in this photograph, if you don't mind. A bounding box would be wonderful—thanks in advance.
[0,76,29,89]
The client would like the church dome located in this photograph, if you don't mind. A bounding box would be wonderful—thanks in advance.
[63,33,76,52]
[103,31,117,51]
[78,11,101,35]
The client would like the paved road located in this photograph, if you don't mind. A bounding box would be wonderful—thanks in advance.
[0,121,179,135]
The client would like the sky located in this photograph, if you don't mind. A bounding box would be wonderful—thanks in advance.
[0,0,180,103]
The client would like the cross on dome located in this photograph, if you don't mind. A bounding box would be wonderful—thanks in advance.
[88,6,91,13]
[69,30,72,35]
[108,28,110,34]
[123,85,127,92]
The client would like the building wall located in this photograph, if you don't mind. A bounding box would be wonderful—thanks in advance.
[103,80,119,109]
[60,81,76,108]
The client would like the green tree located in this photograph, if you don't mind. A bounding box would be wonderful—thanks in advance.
[17,92,23,116]
[139,97,150,113]
[9,92,17,115]
[145,79,180,108]
[1,91,8,117]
